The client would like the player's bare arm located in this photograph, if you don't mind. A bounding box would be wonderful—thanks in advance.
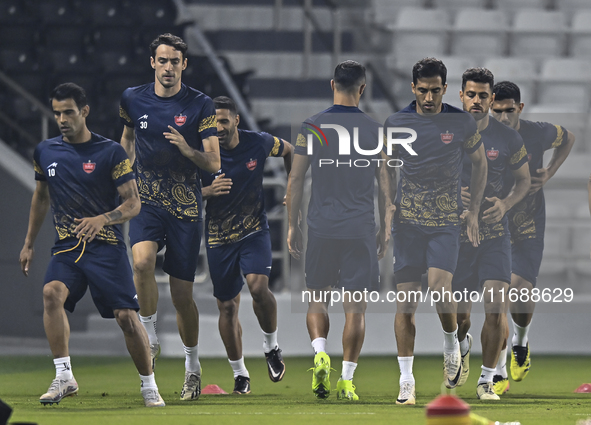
[120,125,136,164]
[164,128,221,173]
[280,139,294,176]
[73,179,141,243]
[482,162,530,224]
[465,143,488,247]
[286,154,310,260]
[376,151,395,260]
[202,173,233,199]
[19,181,50,277]
[529,129,575,195]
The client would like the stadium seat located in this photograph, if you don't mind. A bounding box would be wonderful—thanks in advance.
[570,10,591,58]
[482,57,537,103]
[0,25,38,51]
[0,0,36,24]
[555,0,591,13]
[74,0,134,26]
[390,8,451,71]
[372,0,427,27]
[451,9,508,59]
[40,49,93,75]
[34,0,83,24]
[509,9,567,58]
[537,58,591,107]
[439,56,476,109]
[42,25,90,52]
[0,49,39,73]
[492,0,550,11]
[136,0,177,27]
[432,0,488,11]
[90,27,138,54]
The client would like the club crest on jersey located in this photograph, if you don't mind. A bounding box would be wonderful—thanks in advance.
[246,159,257,171]
[527,153,532,162]
[440,131,454,144]
[486,149,499,161]
[174,114,187,126]
[83,160,96,173]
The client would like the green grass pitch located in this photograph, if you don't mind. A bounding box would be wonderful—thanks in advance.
[1,355,590,425]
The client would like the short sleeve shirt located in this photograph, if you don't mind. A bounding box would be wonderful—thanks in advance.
[119,83,217,221]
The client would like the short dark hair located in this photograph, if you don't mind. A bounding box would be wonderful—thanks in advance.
[150,33,188,59]
[49,82,87,110]
[461,67,494,91]
[333,60,366,92]
[492,81,521,104]
[412,58,447,86]
[214,96,238,116]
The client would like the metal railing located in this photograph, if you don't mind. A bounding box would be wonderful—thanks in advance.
[0,70,54,149]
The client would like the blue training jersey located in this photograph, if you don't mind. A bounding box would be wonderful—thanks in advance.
[384,101,481,227]
[119,82,217,221]
[461,116,527,242]
[33,133,135,245]
[503,119,567,241]
[202,129,284,247]
[294,104,382,239]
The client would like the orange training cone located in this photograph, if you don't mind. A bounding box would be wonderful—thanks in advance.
[426,394,471,425]
[201,384,228,394]
[575,384,591,393]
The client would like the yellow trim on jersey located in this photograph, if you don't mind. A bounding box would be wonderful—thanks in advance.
[296,133,307,148]
[269,136,281,157]
[551,125,564,149]
[509,145,527,165]
[111,159,133,180]
[199,115,217,133]
[34,160,44,175]
[119,106,132,124]
[464,131,481,150]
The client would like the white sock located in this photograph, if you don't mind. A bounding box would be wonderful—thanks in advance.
[443,326,459,353]
[479,365,496,384]
[139,313,159,346]
[341,361,357,381]
[262,329,278,353]
[311,337,327,354]
[398,356,415,383]
[54,356,73,380]
[512,320,530,347]
[229,357,250,378]
[183,344,201,373]
[459,337,470,357]
[496,348,508,379]
[140,373,157,390]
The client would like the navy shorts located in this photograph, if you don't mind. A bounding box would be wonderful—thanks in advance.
[305,232,379,291]
[206,230,272,302]
[45,239,138,319]
[392,223,461,278]
[129,203,202,282]
[511,237,544,287]
[452,235,512,292]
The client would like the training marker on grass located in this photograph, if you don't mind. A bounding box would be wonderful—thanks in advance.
[201,384,228,394]
[574,383,591,393]
[426,394,471,425]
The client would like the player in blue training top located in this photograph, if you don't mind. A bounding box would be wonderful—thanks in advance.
[287,60,393,401]
[452,68,530,401]
[201,96,293,394]
[384,58,488,405]
[119,33,220,401]
[19,83,165,407]
[490,81,574,394]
